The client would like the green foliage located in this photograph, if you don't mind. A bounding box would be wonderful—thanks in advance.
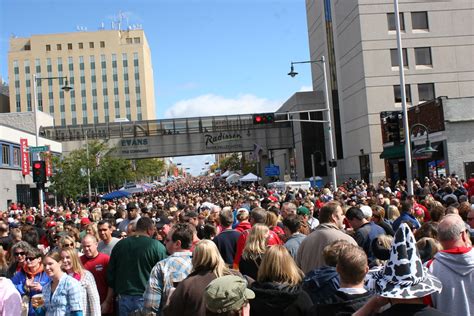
[49,141,165,199]
[219,153,241,171]
[133,158,166,181]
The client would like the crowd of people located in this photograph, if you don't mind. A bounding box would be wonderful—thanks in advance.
[0,172,473,316]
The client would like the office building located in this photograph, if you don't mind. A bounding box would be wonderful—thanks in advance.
[8,29,156,126]
[305,0,474,182]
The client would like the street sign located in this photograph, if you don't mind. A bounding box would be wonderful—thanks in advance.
[265,164,280,177]
[29,146,49,153]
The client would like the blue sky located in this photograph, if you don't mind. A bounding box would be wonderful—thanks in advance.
[0,0,313,175]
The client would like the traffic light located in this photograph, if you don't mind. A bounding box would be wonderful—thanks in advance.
[252,113,275,125]
[32,161,47,184]
[385,113,401,144]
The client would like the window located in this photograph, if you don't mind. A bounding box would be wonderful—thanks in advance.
[415,47,432,66]
[79,42,83,49]
[89,42,94,48]
[387,13,405,31]
[126,38,133,44]
[133,37,140,44]
[394,84,412,103]
[390,48,408,67]
[13,147,20,166]
[418,83,435,102]
[68,43,73,50]
[2,144,10,165]
[24,45,31,51]
[46,44,51,51]
[100,41,105,48]
[412,12,429,30]
[57,44,62,50]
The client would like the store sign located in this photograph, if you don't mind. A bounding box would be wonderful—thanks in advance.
[20,138,30,176]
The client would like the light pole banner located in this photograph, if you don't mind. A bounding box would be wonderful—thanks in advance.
[45,151,53,177]
[20,138,30,176]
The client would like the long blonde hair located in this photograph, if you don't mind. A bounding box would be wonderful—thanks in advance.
[192,240,230,277]
[242,224,268,260]
[257,245,303,286]
[60,247,84,276]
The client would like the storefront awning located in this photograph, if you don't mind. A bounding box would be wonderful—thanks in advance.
[380,141,443,160]
[379,144,405,159]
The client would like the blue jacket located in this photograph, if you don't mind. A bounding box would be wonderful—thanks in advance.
[11,269,50,316]
[302,266,340,304]
[392,212,421,232]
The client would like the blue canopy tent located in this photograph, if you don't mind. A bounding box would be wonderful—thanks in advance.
[101,190,131,200]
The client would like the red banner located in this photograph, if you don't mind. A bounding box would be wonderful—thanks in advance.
[20,138,30,176]
[45,151,52,177]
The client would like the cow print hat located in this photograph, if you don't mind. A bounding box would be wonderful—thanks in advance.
[367,223,442,299]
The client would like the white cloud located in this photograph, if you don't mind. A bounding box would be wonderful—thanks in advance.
[164,93,282,118]
[299,85,313,92]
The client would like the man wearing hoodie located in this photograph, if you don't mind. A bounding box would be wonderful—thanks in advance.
[427,214,474,315]
[302,240,351,304]
[308,244,373,315]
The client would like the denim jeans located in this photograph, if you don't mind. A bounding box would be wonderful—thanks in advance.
[117,295,144,316]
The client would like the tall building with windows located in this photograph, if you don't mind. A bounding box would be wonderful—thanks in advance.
[8,29,156,126]
[305,0,474,182]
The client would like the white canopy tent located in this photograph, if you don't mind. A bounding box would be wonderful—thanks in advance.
[220,170,232,178]
[239,172,261,182]
[226,173,242,184]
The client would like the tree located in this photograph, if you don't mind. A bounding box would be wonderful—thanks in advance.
[219,153,241,171]
[133,158,166,182]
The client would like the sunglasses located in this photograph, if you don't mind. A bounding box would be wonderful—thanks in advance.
[63,243,74,248]
[26,257,38,262]
[14,252,26,257]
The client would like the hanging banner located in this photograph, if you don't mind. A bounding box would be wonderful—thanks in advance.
[20,138,30,176]
[44,151,53,177]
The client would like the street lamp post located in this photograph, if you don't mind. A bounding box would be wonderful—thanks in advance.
[288,56,337,189]
[393,0,413,195]
[32,74,72,216]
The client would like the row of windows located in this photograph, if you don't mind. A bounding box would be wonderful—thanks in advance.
[393,83,435,104]
[46,41,106,52]
[390,47,432,68]
[387,11,429,31]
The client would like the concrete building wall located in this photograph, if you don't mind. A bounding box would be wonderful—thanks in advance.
[8,29,156,126]
[305,0,474,183]
[443,97,474,178]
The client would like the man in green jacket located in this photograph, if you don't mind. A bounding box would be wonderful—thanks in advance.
[107,217,167,316]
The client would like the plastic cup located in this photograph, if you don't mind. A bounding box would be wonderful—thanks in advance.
[31,294,44,308]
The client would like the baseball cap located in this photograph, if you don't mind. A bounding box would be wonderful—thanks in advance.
[205,275,255,313]
[155,216,171,229]
[360,205,373,219]
[297,206,310,216]
[80,217,91,225]
[237,208,249,216]
[26,215,35,224]
[46,221,57,228]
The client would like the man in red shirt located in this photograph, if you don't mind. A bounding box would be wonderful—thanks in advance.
[233,208,282,269]
[81,234,114,314]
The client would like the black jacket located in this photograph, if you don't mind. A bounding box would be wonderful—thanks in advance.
[250,281,312,316]
[307,290,373,316]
